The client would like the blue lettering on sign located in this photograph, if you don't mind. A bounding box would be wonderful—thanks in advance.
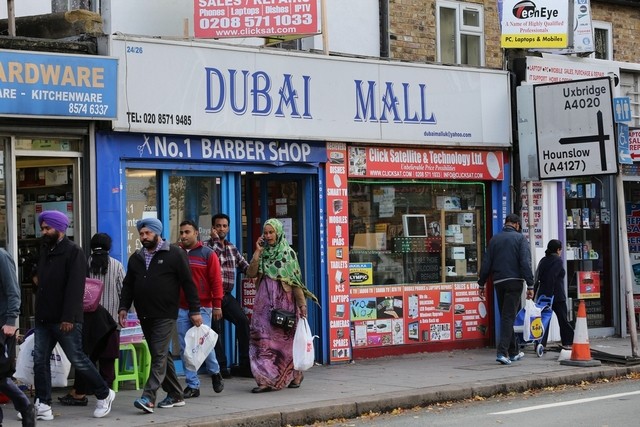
[204,67,312,119]
[353,80,436,124]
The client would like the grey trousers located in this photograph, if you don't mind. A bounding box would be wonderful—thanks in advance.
[139,318,182,403]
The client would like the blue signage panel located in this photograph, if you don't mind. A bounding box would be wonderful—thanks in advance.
[613,97,632,123]
[618,123,632,164]
[98,131,326,165]
[0,50,117,119]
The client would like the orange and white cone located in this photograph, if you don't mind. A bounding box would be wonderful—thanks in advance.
[560,300,601,367]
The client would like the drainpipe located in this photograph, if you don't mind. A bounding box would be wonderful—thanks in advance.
[7,0,15,36]
[380,0,389,58]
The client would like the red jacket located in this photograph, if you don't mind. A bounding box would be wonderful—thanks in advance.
[178,241,223,310]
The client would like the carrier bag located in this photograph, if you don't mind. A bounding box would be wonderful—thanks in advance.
[293,317,317,371]
[523,299,544,341]
[14,334,71,387]
[183,324,218,372]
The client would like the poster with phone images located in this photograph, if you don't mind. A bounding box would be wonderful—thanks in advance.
[350,283,488,348]
[326,142,352,362]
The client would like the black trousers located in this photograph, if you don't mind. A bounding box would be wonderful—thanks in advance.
[213,293,251,369]
[495,280,524,357]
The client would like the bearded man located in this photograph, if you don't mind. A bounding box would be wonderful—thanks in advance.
[31,210,115,421]
[118,217,202,414]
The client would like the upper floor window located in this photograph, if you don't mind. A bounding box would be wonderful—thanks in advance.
[436,1,484,66]
[591,21,613,60]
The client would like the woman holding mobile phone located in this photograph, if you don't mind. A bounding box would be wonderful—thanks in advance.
[246,218,317,393]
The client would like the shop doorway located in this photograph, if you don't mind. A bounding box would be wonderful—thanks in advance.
[242,172,321,354]
[2,136,85,331]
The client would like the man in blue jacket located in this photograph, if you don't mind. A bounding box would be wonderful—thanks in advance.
[478,213,534,365]
[0,247,36,426]
[119,218,202,413]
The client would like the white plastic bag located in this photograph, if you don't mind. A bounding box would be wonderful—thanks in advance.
[183,324,218,372]
[14,334,71,387]
[293,317,317,371]
[523,299,543,341]
[547,311,561,343]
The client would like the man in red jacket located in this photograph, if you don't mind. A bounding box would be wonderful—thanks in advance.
[177,220,225,399]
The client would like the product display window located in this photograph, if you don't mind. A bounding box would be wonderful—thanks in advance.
[348,181,486,285]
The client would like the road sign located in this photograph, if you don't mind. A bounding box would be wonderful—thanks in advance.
[534,77,618,179]
[618,123,632,164]
[613,97,632,122]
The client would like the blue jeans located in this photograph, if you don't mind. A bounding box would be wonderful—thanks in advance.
[0,376,31,423]
[33,322,109,404]
[177,308,220,389]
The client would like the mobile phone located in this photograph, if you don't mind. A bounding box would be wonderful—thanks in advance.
[260,239,267,247]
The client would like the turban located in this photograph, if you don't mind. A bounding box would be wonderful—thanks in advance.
[38,210,69,233]
[137,217,163,236]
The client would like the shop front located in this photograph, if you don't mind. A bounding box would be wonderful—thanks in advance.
[0,49,117,330]
[105,35,511,363]
[515,54,637,337]
[325,144,510,358]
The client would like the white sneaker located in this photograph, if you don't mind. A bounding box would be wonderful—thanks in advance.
[18,399,53,421]
[93,389,116,418]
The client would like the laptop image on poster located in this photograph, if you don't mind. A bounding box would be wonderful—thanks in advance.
[437,291,452,311]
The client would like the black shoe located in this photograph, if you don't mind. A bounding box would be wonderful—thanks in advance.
[231,364,254,378]
[220,368,232,379]
[20,404,36,427]
[58,393,89,406]
[212,373,224,393]
[182,386,200,399]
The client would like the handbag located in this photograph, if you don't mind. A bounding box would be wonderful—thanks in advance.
[266,278,296,331]
[0,332,17,378]
[270,308,296,331]
[83,277,104,312]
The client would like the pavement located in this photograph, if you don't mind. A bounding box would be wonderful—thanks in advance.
[3,336,640,427]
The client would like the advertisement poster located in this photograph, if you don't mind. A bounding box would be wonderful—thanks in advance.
[520,181,544,248]
[326,142,351,362]
[501,0,570,49]
[348,147,504,181]
[626,203,640,294]
[577,271,601,299]
[350,283,488,349]
[194,0,321,39]
[241,278,256,320]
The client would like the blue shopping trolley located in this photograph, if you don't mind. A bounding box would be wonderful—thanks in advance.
[513,295,554,357]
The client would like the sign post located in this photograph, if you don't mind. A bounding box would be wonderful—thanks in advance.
[534,77,618,179]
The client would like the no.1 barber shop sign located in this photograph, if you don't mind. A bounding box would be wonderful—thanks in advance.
[533,77,618,179]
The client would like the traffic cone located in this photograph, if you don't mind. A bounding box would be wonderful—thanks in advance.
[560,300,601,367]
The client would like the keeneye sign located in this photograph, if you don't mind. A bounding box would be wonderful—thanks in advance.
[534,77,618,179]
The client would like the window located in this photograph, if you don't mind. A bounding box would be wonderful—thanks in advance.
[591,21,612,60]
[620,72,640,128]
[436,1,484,66]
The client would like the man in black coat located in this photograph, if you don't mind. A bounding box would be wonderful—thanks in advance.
[119,218,202,413]
[478,213,534,366]
[31,210,115,420]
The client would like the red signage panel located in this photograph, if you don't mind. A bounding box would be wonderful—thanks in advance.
[194,0,321,39]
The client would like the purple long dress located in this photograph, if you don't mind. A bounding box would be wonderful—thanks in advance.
[249,276,302,390]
